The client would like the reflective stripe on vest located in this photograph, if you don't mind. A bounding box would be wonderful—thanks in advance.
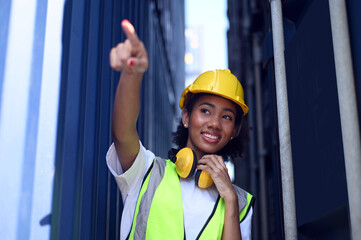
[128,157,254,240]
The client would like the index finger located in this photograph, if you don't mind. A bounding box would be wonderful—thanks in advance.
[121,19,140,45]
[199,155,227,168]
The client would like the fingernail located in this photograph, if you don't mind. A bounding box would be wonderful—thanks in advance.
[129,60,134,66]
[122,19,130,25]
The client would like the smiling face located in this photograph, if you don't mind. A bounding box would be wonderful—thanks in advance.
[182,94,238,160]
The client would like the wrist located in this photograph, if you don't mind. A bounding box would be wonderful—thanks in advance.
[223,191,239,214]
[120,70,144,84]
[222,188,238,203]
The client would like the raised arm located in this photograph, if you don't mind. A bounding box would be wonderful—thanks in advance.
[109,20,148,171]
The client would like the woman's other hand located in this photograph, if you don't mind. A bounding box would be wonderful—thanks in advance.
[197,155,237,201]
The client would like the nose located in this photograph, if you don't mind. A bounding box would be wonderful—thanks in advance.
[208,116,221,129]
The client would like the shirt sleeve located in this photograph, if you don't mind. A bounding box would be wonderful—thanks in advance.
[106,141,154,203]
[240,206,253,240]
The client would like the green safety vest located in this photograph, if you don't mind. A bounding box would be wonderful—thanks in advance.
[127,157,254,240]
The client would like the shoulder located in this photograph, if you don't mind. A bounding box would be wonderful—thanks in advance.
[146,156,178,182]
[106,141,155,196]
[233,185,255,221]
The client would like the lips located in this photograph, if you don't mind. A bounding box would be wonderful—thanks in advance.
[201,132,221,142]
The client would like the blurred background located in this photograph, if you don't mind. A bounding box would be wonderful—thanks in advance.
[0,0,360,239]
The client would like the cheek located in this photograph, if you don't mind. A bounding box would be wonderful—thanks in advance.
[223,122,237,135]
[189,112,205,126]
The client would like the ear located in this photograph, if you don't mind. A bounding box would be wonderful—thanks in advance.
[182,109,190,128]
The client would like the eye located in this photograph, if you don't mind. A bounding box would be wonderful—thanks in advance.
[222,114,233,121]
[200,108,210,114]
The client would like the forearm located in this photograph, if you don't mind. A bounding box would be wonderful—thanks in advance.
[111,70,143,170]
[222,193,242,240]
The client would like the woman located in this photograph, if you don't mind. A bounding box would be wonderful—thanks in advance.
[107,19,254,240]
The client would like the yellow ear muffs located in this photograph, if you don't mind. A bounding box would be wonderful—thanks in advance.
[169,147,214,188]
[173,147,197,178]
[195,170,214,189]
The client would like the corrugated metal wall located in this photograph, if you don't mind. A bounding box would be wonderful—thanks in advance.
[0,0,184,239]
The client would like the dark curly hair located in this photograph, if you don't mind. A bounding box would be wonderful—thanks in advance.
[172,93,249,162]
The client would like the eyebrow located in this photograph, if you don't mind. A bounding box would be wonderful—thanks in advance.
[198,102,236,115]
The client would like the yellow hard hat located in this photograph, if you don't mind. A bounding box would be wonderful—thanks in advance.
[179,69,249,115]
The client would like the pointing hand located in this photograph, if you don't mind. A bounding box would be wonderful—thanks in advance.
[110,19,148,73]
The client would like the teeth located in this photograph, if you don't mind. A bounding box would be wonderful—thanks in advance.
[203,133,219,140]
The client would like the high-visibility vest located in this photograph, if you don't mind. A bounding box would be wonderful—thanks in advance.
[127,157,254,240]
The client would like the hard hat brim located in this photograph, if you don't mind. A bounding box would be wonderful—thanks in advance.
[179,69,249,115]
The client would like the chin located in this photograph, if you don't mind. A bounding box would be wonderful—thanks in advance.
[199,144,224,155]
